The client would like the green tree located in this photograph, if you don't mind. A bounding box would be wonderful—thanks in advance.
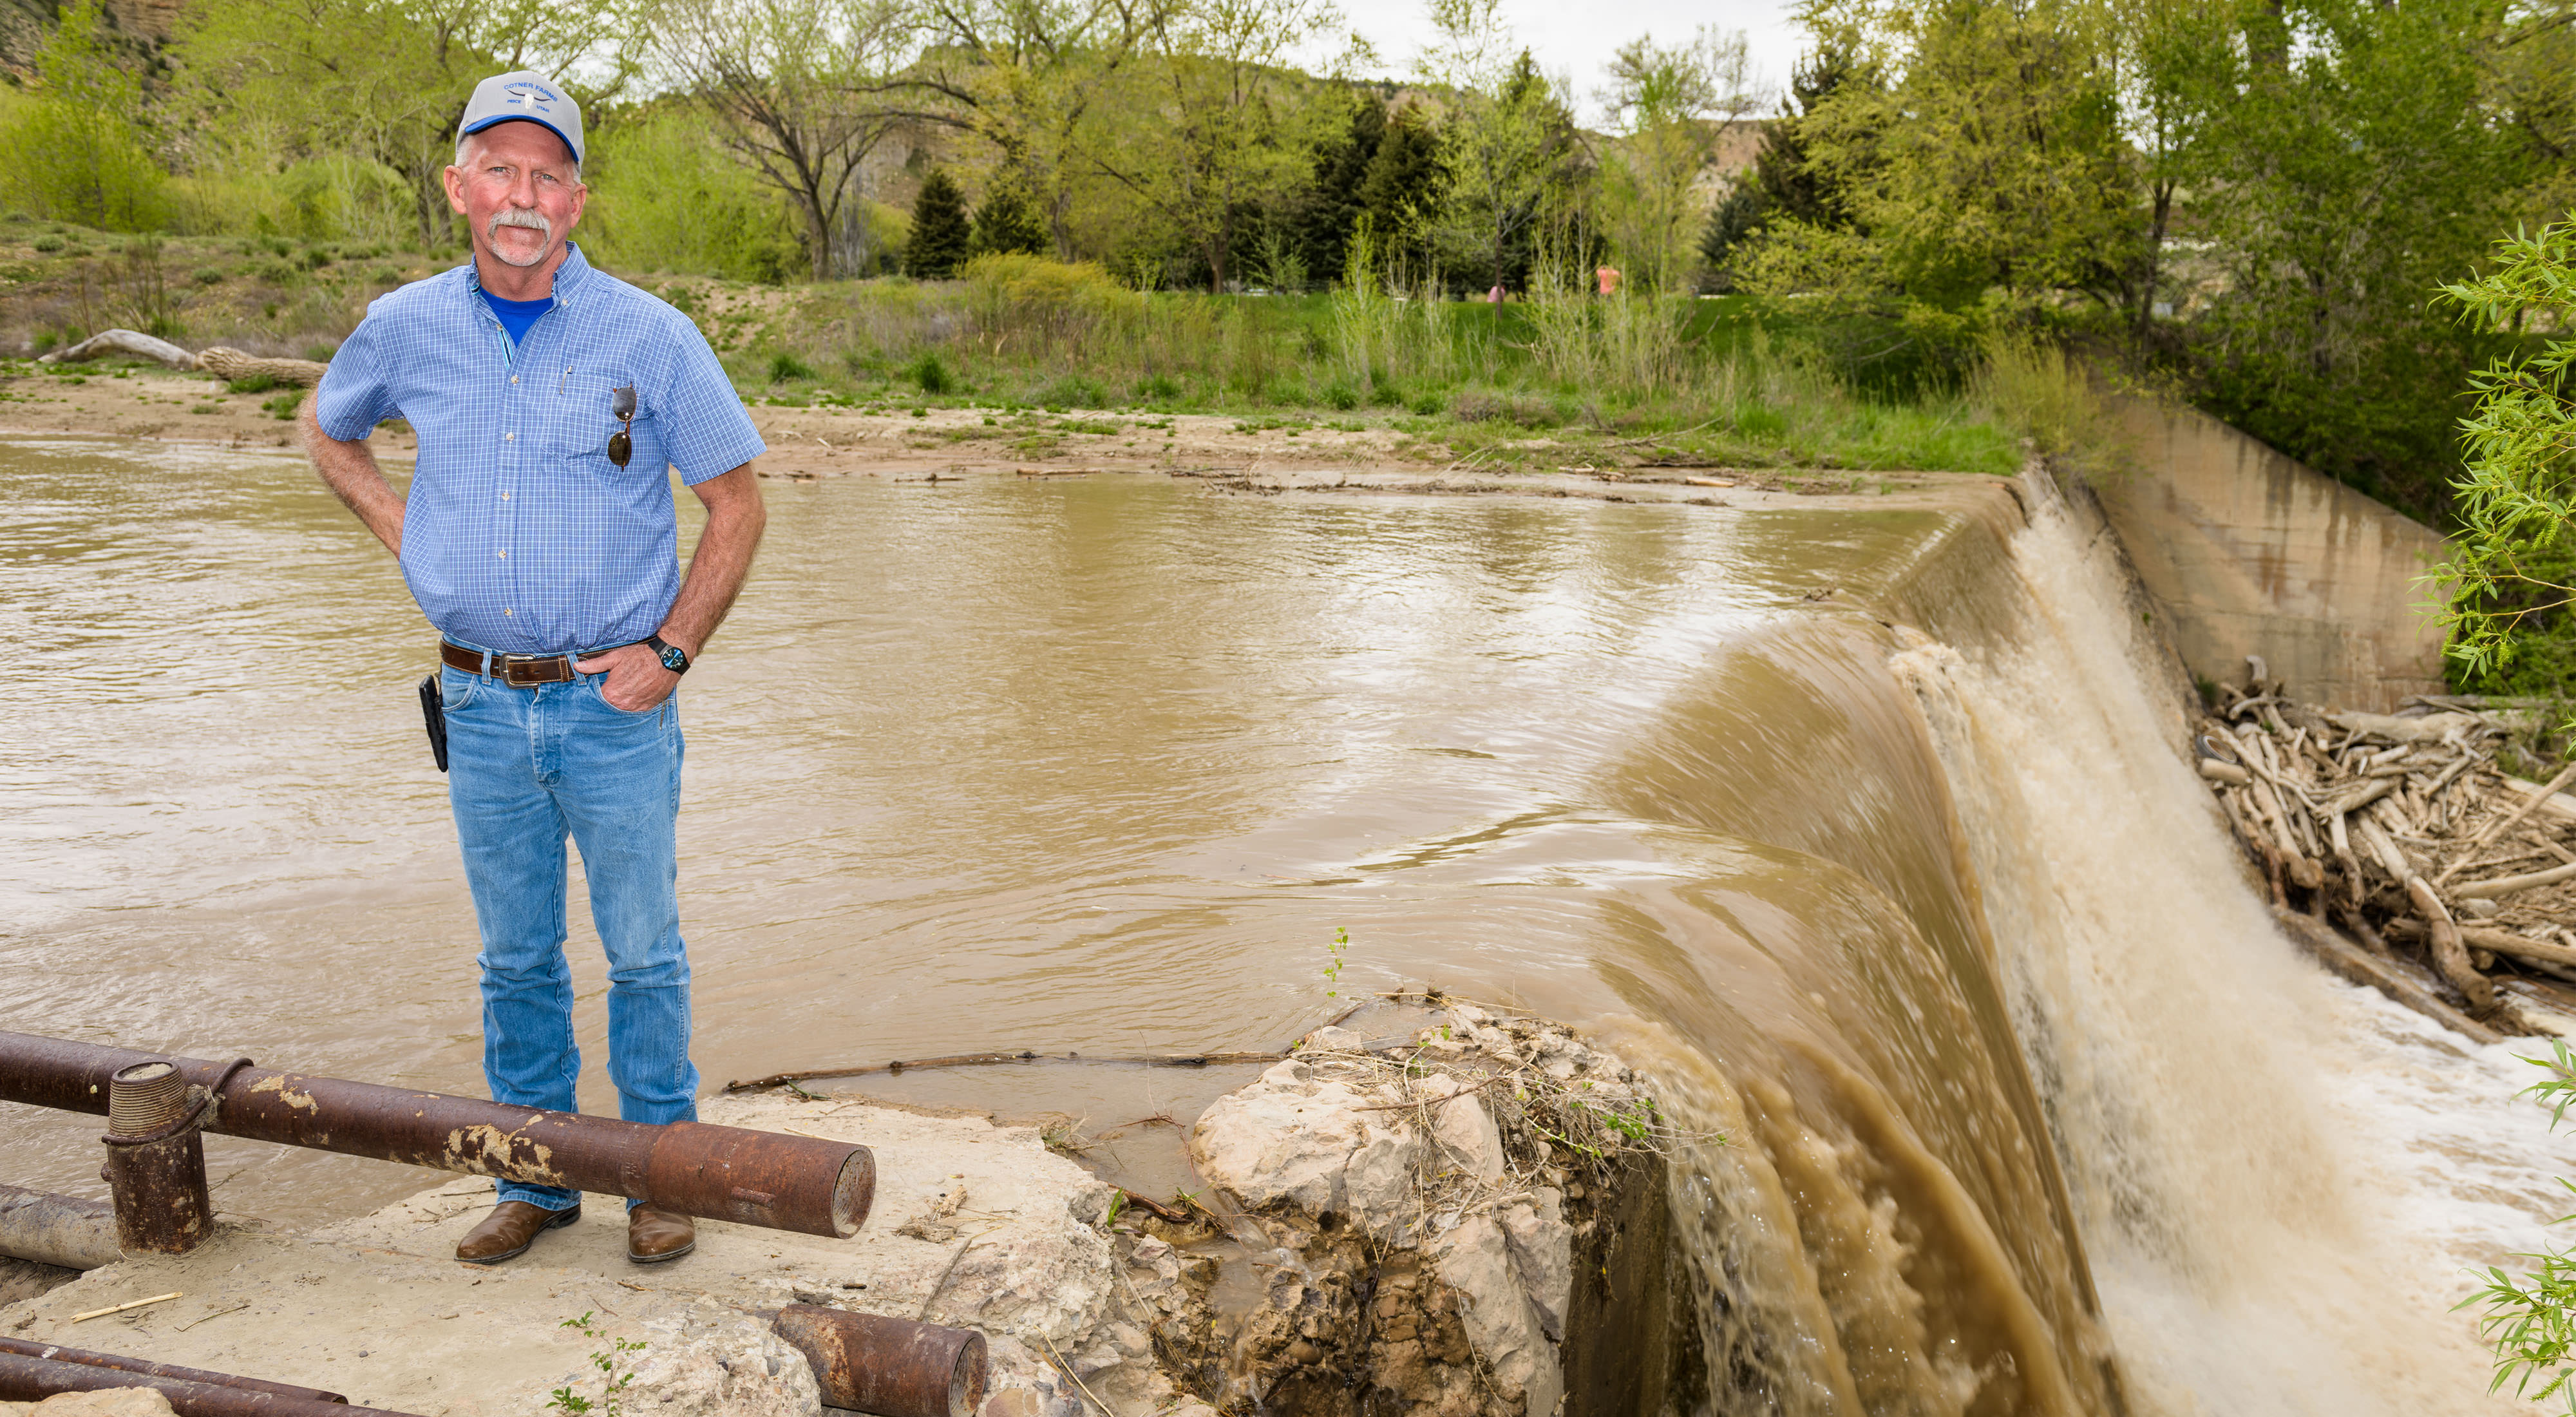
[1411,0,1582,291]
[1081,0,1362,292]
[1787,0,2134,314]
[649,0,908,280]
[2436,217,2576,694]
[2151,0,2517,517]
[0,0,166,231]
[1596,26,1759,293]
[897,0,1162,258]
[1700,39,1876,287]
[583,102,807,281]
[173,0,623,251]
[1356,100,1442,274]
[972,181,1049,255]
[1291,87,1386,286]
[907,167,973,277]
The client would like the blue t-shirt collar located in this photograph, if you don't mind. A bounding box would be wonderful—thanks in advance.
[460,241,593,307]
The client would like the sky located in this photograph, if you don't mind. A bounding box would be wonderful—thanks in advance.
[1345,0,1809,125]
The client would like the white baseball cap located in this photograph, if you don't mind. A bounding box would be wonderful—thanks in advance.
[456,71,584,166]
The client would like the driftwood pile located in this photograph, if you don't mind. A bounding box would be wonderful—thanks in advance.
[2201,658,2576,1038]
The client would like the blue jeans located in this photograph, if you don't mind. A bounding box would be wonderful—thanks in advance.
[440,653,698,1211]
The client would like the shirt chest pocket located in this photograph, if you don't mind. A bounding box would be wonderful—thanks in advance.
[542,372,656,469]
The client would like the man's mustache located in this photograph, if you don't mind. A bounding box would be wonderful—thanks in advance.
[488,207,551,242]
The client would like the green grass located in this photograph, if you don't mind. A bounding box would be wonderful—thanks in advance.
[720,278,2037,474]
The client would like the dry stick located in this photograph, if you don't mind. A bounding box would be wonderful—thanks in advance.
[70,1293,180,1324]
[2452,859,2576,900]
[2443,759,2576,884]
[173,1302,249,1333]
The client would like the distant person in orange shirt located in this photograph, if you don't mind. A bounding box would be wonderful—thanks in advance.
[1596,266,1622,296]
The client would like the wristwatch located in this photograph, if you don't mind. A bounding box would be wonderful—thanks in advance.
[644,634,691,675]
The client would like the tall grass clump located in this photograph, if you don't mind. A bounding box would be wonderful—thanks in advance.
[1329,218,1402,392]
[1967,330,2131,473]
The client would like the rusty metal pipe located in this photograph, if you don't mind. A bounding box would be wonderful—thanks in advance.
[0,1184,118,1270]
[770,1305,989,1417]
[0,1348,417,1414]
[0,1031,873,1237]
[101,1060,214,1255]
[0,1338,346,1403]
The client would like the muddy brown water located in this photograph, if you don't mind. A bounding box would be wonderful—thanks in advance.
[3,435,2568,1414]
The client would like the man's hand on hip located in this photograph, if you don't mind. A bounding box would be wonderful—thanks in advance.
[576,642,682,712]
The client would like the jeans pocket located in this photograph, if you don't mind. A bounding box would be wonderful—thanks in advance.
[439,663,482,712]
[591,676,668,719]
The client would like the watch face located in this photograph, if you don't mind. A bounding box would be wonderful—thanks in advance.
[659,645,687,672]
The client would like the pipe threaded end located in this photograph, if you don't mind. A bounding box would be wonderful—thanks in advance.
[107,1061,185,1136]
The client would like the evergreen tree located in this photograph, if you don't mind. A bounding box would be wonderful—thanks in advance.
[1699,43,1872,287]
[972,182,1049,256]
[1294,88,1387,283]
[1357,102,1443,274]
[1756,44,1871,229]
[1696,186,1765,292]
[905,167,972,278]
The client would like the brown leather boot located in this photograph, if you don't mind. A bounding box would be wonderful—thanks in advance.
[627,1203,696,1264]
[455,1201,580,1265]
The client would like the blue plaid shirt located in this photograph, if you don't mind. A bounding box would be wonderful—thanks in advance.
[315,245,765,656]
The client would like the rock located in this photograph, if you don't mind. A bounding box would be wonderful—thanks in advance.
[1191,1061,1422,1233]
[1424,1080,1506,1183]
[618,1302,822,1416]
[1429,1216,1564,1417]
[1298,1025,1371,1052]
[1497,1190,1570,1342]
[1446,1004,1491,1029]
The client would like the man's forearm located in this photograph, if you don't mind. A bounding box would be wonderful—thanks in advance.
[298,399,405,556]
[660,465,766,655]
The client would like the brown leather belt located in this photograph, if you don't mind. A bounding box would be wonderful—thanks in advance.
[441,640,581,687]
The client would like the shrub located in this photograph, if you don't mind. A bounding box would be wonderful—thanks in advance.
[191,267,223,285]
[226,373,280,394]
[909,351,952,394]
[1040,375,1106,409]
[1408,391,1445,416]
[1321,381,1361,410]
[261,392,300,420]
[32,235,64,252]
[768,351,818,383]
[1136,372,1182,402]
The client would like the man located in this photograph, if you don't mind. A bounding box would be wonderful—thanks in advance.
[301,70,767,1267]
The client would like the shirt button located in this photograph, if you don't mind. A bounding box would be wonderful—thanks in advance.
[504,609,513,616]
[497,549,508,558]
[501,492,511,500]
[505,432,515,441]
[511,376,519,385]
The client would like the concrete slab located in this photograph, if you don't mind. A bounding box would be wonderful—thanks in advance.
[0,1095,1158,1417]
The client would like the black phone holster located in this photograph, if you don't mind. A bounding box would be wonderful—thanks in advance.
[419,673,450,772]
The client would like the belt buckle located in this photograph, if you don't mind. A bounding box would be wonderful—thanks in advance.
[499,654,572,687]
